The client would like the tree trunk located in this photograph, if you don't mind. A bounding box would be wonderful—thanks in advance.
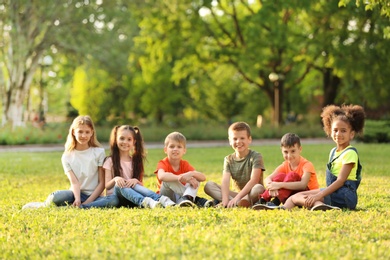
[2,58,40,127]
[322,68,341,107]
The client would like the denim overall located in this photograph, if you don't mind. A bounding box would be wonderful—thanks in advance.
[324,147,362,209]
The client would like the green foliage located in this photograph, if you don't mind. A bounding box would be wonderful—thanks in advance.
[0,123,66,145]
[0,121,326,145]
[356,120,390,143]
[1,144,389,259]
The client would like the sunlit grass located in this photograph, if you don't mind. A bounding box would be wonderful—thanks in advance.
[0,143,389,259]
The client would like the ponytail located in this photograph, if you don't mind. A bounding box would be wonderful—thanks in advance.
[132,126,146,182]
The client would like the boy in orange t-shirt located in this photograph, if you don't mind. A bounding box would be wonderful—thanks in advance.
[154,132,213,207]
[253,133,319,210]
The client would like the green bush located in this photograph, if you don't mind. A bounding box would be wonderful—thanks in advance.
[0,121,326,145]
[356,120,390,143]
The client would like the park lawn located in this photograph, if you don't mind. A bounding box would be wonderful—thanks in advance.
[0,143,389,259]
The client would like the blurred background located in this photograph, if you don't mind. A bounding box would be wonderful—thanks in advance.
[1,0,389,144]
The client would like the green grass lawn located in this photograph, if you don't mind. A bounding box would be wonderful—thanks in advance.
[0,143,389,259]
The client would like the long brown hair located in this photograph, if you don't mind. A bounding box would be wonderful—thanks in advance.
[108,125,146,181]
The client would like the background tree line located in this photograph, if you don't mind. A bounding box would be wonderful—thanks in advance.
[1,0,389,128]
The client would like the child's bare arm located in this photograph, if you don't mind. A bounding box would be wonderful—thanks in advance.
[83,167,105,205]
[233,168,262,203]
[181,171,206,182]
[305,163,354,208]
[221,172,231,206]
[157,169,180,182]
[66,170,81,207]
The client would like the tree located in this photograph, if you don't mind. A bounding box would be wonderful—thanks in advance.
[0,0,135,126]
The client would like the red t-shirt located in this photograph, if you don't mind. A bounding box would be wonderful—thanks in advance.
[154,157,195,193]
[273,156,319,190]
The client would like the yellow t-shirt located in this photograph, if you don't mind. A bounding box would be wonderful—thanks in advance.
[329,146,359,180]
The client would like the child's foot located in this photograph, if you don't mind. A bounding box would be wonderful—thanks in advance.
[159,196,176,207]
[311,204,340,211]
[177,200,196,207]
[22,202,45,210]
[177,196,196,207]
[267,197,281,206]
[141,197,162,209]
[194,196,215,208]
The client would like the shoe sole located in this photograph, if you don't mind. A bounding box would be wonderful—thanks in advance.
[178,200,195,207]
[311,204,340,211]
[252,204,278,210]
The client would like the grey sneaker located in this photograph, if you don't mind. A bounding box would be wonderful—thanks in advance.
[141,197,162,209]
[22,202,45,210]
[159,196,176,207]
[311,204,341,211]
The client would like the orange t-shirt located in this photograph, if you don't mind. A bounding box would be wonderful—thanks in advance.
[154,157,195,193]
[274,156,319,190]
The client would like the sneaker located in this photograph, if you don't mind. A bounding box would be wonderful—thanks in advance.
[194,196,215,208]
[159,196,176,207]
[178,200,196,207]
[311,204,341,211]
[258,197,267,205]
[237,199,251,208]
[269,197,281,206]
[252,204,280,210]
[204,200,215,208]
[22,202,45,210]
[141,197,162,209]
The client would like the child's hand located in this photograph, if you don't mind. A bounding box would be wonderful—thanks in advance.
[227,198,238,208]
[269,189,279,197]
[179,172,193,183]
[124,179,139,188]
[267,182,281,191]
[114,177,126,188]
[73,199,81,207]
[188,178,199,189]
[304,193,322,208]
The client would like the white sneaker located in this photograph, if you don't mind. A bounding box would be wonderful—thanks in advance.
[22,202,45,210]
[159,196,176,207]
[141,197,162,209]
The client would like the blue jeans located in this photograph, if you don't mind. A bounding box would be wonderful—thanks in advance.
[47,190,119,209]
[324,169,360,209]
[114,184,161,206]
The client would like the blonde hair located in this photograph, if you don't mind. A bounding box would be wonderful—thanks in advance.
[64,115,101,152]
[164,132,187,147]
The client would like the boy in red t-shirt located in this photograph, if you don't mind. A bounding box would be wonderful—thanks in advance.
[154,132,213,207]
[252,133,319,210]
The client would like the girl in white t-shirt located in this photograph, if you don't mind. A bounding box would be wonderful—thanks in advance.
[104,125,175,208]
[22,115,118,209]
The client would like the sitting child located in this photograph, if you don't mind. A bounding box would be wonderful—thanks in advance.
[252,133,319,210]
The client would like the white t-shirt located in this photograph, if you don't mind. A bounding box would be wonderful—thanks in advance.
[61,147,105,195]
[103,157,133,195]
